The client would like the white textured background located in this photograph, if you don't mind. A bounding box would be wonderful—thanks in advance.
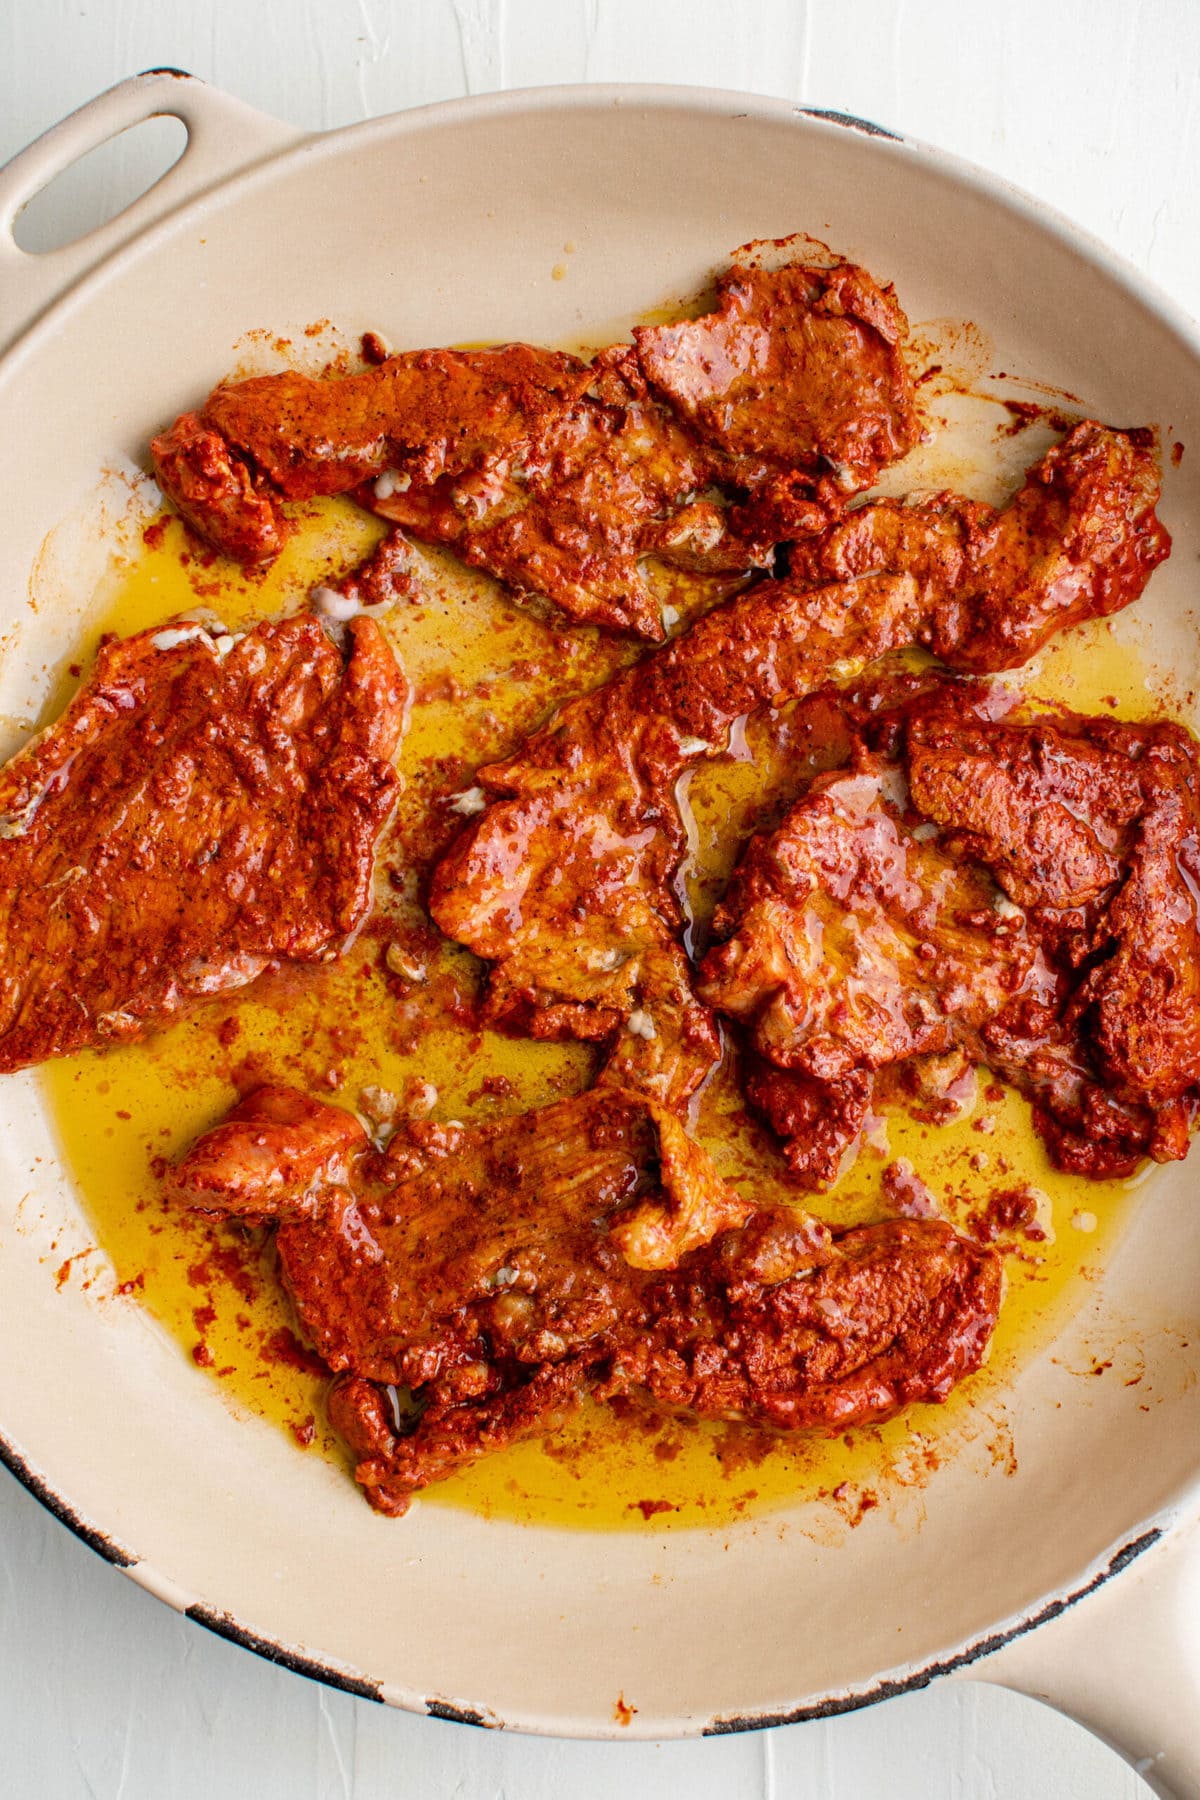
[1,3,1198,1795]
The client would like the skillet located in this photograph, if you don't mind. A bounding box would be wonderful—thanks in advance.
[0,72,1198,1739]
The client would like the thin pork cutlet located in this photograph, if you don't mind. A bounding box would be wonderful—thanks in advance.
[787,420,1170,668]
[0,613,405,1070]
[172,1085,1001,1515]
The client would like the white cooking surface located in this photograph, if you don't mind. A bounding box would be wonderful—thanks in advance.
[0,3,1197,1795]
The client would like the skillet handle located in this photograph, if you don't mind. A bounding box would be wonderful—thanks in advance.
[964,1513,1200,1798]
[0,71,303,354]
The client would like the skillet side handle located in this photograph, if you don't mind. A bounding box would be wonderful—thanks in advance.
[0,72,304,355]
[962,1513,1200,1799]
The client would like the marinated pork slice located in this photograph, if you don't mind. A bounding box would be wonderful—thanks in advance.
[173,1085,1002,1514]
[698,744,1043,1186]
[151,242,922,638]
[699,756,1039,1081]
[430,423,1169,1110]
[605,1214,1000,1435]
[787,422,1170,670]
[702,685,1200,1183]
[151,344,589,565]
[634,250,920,495]
[0,614,405,1071]
[906,704,1158,909]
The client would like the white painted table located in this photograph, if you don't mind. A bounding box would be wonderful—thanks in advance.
[1,4,1197,1794]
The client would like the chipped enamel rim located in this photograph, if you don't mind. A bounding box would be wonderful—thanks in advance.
[0,80,1198,1739]
[0,1412,1171,1729]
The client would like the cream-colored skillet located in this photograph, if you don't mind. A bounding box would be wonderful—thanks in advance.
[0,70,1198,1769]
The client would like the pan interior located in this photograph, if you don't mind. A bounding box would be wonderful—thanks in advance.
[0,90,1198,1732]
